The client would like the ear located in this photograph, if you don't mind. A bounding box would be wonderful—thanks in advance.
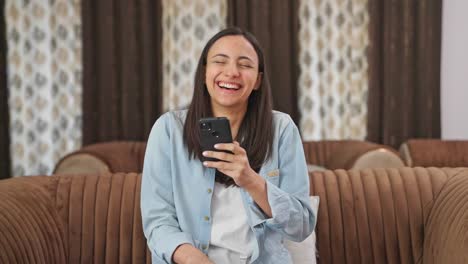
[254,72,263,90]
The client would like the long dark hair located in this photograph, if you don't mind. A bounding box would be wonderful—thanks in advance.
[183,27,274,186]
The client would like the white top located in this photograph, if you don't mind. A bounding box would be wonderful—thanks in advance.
[208,182,255,264]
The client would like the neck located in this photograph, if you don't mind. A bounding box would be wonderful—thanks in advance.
[212,106,247,140]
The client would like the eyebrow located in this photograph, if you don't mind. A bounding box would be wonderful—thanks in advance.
[211,53,254,62]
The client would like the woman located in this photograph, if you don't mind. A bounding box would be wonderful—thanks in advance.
[141,27,315,264]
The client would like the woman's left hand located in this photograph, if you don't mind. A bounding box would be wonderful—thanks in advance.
[202,141,258,188]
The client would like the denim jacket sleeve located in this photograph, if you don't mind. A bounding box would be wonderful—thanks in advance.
[249,117,316,242]
[141,114,194,263]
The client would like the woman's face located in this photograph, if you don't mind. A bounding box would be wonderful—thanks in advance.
[205,35,261,113]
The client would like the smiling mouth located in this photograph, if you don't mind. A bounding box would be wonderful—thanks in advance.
[217,81,241,91]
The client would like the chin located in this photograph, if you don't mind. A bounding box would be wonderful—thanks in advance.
[213,100,247,110]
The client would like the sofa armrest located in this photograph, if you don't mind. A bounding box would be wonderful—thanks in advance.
[0,176,66,263]
[400,139,468,167]
[423,168,468,263]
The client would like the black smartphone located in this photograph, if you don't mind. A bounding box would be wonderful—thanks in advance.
[199,117,233,162]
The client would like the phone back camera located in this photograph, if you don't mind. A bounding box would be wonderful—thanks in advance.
[211,131,219,138]
[200,122,211,131]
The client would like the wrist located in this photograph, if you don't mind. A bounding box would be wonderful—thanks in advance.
[173,244,209,264]
[242,171,264,192]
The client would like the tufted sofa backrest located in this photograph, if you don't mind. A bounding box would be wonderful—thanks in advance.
[0,173,151,264]
[309,167,467,264]
[2,168,468,263]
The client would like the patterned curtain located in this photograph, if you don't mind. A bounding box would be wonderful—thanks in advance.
[298,0,369,140]
[4,0,433,176]
[162,0,227,111]
[5,0,82,176]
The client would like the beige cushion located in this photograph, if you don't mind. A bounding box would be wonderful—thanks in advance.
[352,148,405,169]
[54,153,109,175]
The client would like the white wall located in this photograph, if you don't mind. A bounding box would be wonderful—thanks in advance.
[441,0,468,139]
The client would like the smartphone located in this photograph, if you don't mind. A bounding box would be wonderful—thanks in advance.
[199,117,233,162]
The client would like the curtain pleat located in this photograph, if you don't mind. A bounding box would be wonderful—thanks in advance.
[367,0,442,148]
[82,0,163,144]
[0,0,11,179]
[227,0,300,124]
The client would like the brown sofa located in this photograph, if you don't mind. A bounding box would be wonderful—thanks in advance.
[2,167,468,263]
[400,139,468,167]
[53,140,404,175]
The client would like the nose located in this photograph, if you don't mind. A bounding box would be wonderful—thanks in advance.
[224,62,240,77]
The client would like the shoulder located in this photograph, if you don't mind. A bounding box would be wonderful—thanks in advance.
[272,110,296,133]
[272,110,294,124]
[151,109,188,135]
[154,109,188,127]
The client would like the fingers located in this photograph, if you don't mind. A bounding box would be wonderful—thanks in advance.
[214,143,236,153]
[202,141,248,173]
[214,141,245,155]
[202,150,234,162]
[202,160,235,171]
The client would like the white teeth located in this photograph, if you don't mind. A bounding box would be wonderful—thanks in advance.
[218,82,240,90]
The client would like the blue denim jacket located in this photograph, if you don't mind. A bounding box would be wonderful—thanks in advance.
[141,110,316,264]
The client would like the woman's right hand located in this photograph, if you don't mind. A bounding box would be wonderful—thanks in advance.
[173,244,214,264]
